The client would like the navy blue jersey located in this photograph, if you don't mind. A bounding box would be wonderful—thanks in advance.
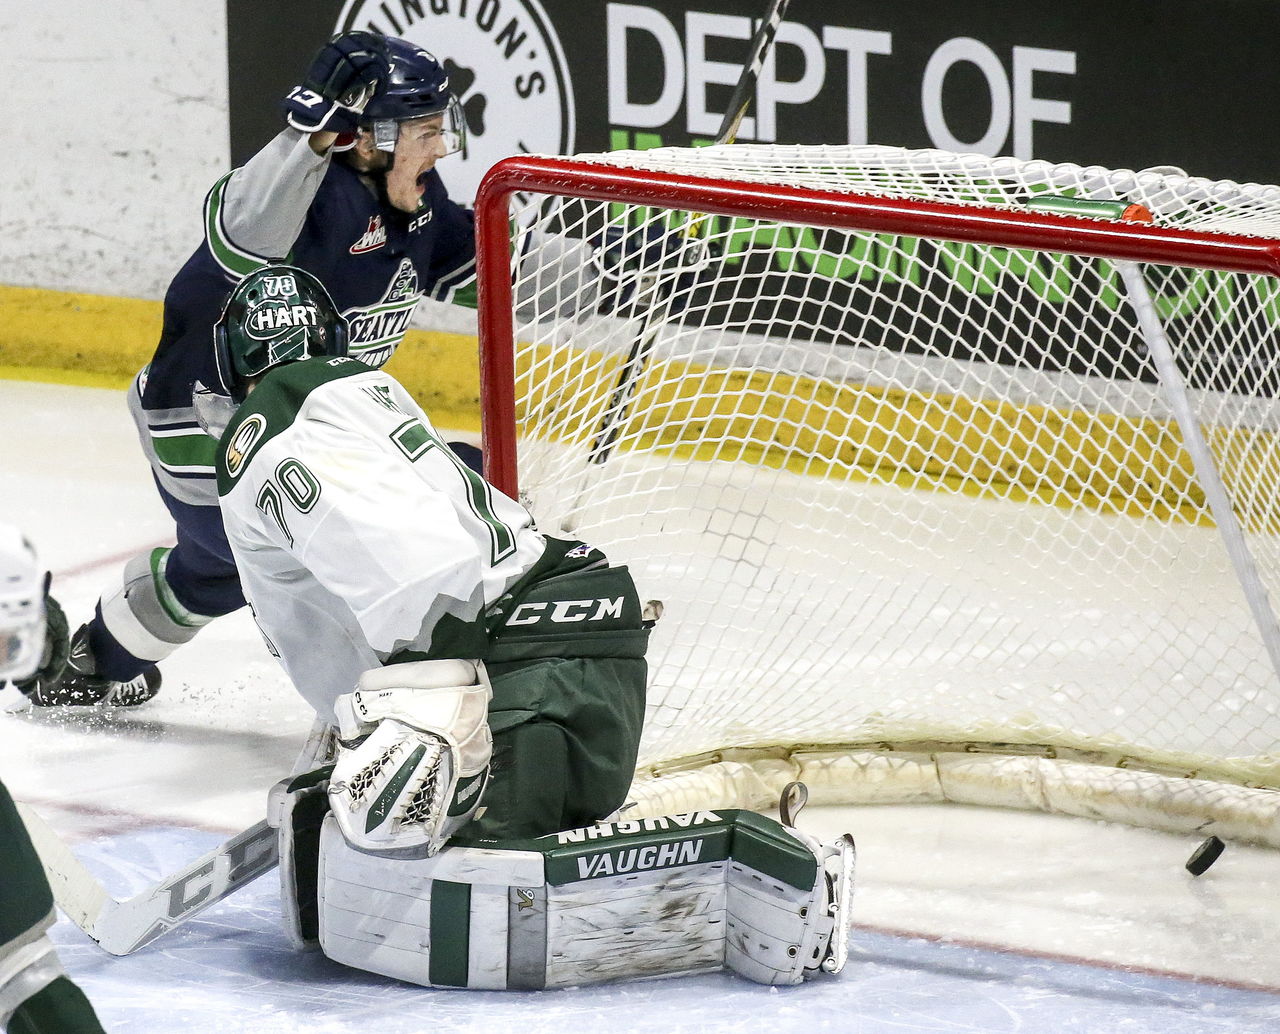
[136,131,475,507]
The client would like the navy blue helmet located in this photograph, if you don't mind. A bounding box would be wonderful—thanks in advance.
[363,36,464,155]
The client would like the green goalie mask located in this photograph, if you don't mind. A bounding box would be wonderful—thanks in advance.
[214,264,349,401]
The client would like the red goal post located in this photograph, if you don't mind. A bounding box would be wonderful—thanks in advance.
[473,147,1280,842]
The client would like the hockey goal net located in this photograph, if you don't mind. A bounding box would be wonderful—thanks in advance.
[474,145,1280,845]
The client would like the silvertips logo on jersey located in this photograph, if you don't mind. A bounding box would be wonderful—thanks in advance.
[224,414,267,479]
[334,0,575,206]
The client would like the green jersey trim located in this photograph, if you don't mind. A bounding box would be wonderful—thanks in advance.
[150,428,218,474]
[150,548,207,627]
[448,281,478,310]
[204,173,282,279]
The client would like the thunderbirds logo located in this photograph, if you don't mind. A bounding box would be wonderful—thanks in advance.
[343,258,421,367]
[334,0,575,204]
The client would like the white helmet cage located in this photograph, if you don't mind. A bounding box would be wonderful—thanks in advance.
[369,95,465,156]
[0,525,48,682]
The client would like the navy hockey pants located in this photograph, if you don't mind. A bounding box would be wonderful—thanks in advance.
[89,481,245,681]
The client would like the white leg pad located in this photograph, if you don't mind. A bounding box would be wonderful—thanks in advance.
[315,808,854,990]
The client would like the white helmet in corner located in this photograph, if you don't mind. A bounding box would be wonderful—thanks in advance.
[0,524,47,682]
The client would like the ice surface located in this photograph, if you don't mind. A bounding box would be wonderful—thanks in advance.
[4,379,1280,1032]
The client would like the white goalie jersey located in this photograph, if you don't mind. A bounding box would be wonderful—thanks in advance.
[215,356,546,712]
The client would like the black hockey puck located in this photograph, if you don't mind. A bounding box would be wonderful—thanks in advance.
[1185,835,1225,876]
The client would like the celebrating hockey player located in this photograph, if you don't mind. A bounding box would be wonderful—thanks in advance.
[0,526,107,1033]
[210,262,855,990]
[27,29,478,707]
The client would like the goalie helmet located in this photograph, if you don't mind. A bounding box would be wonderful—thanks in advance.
[214,264,349,402]
[361,35,464,155]
[0,524,47,682]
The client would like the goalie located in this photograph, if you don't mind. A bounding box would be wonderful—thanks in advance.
[212,263,854,989]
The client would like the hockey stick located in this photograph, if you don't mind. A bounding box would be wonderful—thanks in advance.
[577,0,793,476]
[711,0,792,150]
[15,719,334,955]
[16,802,277,956]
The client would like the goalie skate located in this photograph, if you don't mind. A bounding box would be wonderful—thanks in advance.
[778,781,857,975]
[821,833,857,974]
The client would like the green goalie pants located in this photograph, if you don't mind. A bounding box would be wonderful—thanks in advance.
[466,559,650,842]
[0,779,105,1034]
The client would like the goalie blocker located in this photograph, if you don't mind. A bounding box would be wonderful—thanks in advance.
[277,775,855,989]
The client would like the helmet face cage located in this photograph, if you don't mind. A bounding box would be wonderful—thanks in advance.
[0,527,47,683]
[214,265,349,401]
[370,94,465,157]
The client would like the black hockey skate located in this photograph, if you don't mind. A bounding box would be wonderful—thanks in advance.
[20,624,161,707]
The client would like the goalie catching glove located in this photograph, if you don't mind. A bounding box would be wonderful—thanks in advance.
[328,659,493,855]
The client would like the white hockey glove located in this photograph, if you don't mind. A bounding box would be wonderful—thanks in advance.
[328,659,492,855]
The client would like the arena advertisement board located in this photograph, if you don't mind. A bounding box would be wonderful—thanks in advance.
[226,1,1280,388]
[228,0,1280,183]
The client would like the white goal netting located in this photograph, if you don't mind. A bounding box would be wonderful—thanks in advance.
[477,145,1280,842]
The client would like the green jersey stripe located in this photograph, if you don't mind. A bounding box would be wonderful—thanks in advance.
[151,430,219,471]
[204,173,276,279]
